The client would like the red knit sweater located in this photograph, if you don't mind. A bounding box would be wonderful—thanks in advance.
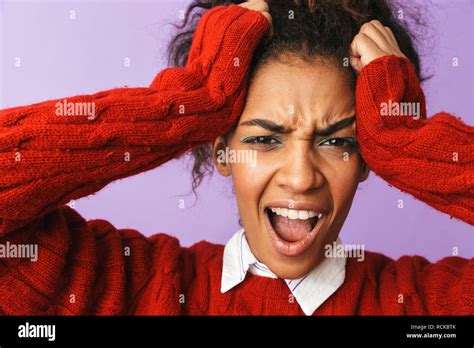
[0,4,472,315]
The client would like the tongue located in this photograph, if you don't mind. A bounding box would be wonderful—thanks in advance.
[271,214,313,242]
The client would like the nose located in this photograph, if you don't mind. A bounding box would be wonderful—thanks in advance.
[274,146,325,193]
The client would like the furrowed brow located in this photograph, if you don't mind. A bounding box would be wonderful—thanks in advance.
[239,115,356,136]
[239,118,291,133]
[314,116,355,136]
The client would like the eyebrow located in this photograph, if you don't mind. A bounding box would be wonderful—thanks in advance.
[239,115,356,136]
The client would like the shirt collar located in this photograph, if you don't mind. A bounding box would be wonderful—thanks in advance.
[220,228,346,316]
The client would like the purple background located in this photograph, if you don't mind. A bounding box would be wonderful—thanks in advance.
[1,0,472,262]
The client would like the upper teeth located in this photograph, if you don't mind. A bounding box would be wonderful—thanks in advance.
[269,208,322,220]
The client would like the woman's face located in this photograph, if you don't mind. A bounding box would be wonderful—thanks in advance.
[212,55,368,279]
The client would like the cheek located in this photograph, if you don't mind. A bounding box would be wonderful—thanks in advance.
[227,143,277,235]
[227,137,274,207]
[230,161,270,210]
[322,155,361,212]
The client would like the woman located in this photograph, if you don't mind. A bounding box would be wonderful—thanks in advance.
[0,0,472,315]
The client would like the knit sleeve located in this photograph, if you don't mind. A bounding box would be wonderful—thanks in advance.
[0,4,269,315]
[0,4,270,234]
[355,55,474,225]
[383,254,474,315]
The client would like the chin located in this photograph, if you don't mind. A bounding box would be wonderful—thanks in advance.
[263,238,327,280]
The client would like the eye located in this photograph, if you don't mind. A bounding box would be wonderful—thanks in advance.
[318,137,357,148]
[240,135,282,146]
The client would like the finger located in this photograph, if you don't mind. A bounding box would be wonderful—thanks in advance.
[367,20,405,57]
[239,0,261,4]
[238,1,252,8]
[350,32,385,66]
[261,11,272,30]
[385,27,405,56]
[261,11,272,24]
[239,0,268,6]
[383,26,400,48]
[248,2,269,12]
[238,0,272,37]
[359,22,391,52]
[350,56,363,73]
[369,20,394,45]
[350,33,376,58]
[238,0,258,8]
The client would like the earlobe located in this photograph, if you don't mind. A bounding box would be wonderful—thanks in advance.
[359,160,370,182]
[211,136,232,177]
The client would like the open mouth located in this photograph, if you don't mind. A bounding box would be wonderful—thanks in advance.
[264,206,324,257]
[266,207,320,242]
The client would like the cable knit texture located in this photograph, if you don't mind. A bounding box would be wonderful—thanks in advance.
[0,4,472,315]
[355,55,474,224]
